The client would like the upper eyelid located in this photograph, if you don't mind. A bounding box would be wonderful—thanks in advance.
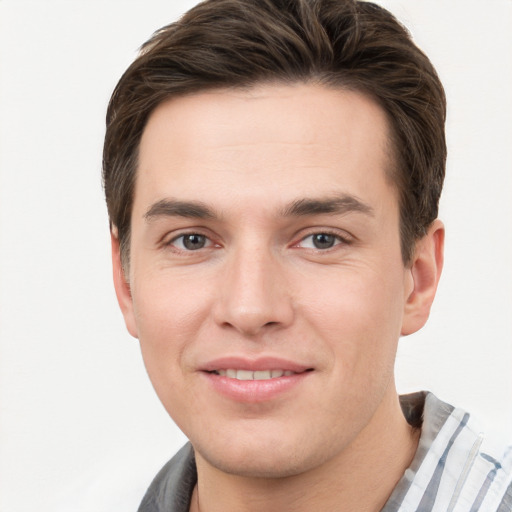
[302,229,349,238]
[162,233,218,255]
[160,227,215,245]
[293,227,353,243]
[295,232,348,248]
[159,227,353,247]
[172,233,210,242]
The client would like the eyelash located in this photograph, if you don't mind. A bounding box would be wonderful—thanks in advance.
[165,232,215,252]
[294,231,351,251]
[163,229,351,254]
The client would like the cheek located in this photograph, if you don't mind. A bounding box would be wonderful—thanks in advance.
[133,270,210,336]
[301,266,405,365]
[130,275,212,385]
[131,282,206,425]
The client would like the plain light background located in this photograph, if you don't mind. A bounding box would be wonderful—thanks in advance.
[0,1,510,511]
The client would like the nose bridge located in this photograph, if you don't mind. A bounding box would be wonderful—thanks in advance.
[215,237,293,335]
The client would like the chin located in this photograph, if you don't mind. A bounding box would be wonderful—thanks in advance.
[202,451,313,479]
[192,430,332,479]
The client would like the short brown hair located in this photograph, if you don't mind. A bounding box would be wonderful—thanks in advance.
[103,0,446,266]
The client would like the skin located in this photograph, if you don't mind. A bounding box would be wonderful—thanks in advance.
[112,83,444,511]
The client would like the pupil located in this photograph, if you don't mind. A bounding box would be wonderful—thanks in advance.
[313,233,335,249]
[183,234,205,250]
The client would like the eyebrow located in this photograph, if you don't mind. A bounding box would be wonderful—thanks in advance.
[281,195,374,218]
[144,194,374,222]
[144,199,215,221]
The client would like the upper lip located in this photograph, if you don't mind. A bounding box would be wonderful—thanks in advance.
[200,356,313,373]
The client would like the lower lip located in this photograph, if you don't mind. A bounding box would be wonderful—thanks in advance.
[202,372,311,403]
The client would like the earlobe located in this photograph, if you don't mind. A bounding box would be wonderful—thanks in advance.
[401,219,444,336]
[111,232,139,338]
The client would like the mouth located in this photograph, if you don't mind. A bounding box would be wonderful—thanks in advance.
[209,369,307,380]
[201,360,314,402]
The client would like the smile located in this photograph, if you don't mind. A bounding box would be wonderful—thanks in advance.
[212,369,297,380]
[201,358,314,401]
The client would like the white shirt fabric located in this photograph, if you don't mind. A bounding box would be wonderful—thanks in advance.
[383,392,512,511]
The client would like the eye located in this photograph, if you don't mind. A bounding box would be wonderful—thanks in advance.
[170,233,212,251]
[298,232,344,250]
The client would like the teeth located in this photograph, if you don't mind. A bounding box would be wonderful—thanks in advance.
[215,369,296,380]
[253,370,270,380]
[237,369,253,381]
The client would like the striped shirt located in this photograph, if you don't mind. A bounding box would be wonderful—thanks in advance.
[384,392,512,511]
[138,392,512,511]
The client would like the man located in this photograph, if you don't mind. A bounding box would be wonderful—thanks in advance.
[102,0,512,510]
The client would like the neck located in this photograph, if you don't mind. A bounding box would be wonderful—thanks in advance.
[190,388,419,512]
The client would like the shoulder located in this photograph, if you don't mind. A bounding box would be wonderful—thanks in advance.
[389,392,512,511]
[138,443,197,512]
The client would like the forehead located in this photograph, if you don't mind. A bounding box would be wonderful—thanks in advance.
[136,83,396,214]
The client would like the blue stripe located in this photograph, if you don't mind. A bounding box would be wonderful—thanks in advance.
[497,480,512,512]
[469,467,498,512]
[415,413,470,511]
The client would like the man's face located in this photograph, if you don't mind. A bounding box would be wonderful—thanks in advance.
[117,84,417,477]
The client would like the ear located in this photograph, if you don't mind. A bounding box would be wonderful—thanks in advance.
[111,231,139,338]
[401,219,444,336]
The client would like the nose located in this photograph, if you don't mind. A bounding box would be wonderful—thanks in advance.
[213,243,294,337]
